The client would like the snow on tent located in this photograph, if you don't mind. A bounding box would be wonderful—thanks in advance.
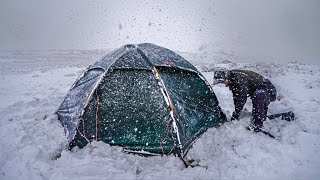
[57,43,226,157]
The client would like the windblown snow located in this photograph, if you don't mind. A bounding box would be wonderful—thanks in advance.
[0,50,319,180]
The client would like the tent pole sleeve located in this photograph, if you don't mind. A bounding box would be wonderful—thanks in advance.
[151,67,185,157]
[136,48,186,161]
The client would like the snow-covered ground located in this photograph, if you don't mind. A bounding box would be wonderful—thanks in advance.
[0,50,319,180]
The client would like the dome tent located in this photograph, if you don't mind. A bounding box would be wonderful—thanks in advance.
[57,43,226,158]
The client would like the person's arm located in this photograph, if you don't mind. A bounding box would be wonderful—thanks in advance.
[231,77,248,120]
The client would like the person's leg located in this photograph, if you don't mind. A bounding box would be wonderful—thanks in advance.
[263,79,277,102]
[251,89,271,129]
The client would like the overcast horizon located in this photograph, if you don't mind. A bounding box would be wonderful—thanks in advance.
[0,0,319,64]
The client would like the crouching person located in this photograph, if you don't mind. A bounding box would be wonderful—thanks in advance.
[213,69,293,133]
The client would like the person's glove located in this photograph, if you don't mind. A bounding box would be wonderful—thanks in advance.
[231,111,239,121]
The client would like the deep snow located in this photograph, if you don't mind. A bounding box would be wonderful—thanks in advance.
[0,50,319,180]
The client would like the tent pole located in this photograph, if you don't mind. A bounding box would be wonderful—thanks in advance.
[151,66,189,167]
[136,49,188,165]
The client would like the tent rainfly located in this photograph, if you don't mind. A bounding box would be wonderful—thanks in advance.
[57,43,226,159]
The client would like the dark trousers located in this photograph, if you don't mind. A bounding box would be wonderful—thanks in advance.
[251,89,272,128]
[251,79,277,128]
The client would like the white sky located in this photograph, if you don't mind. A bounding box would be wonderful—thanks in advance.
[0,0,319,63]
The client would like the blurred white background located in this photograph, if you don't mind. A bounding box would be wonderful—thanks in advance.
[0,0,319,64]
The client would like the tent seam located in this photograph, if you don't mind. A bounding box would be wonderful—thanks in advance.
[136,48,185,157]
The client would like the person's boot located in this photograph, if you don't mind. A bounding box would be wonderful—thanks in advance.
[246,123,262,133]
[282,111,295,121]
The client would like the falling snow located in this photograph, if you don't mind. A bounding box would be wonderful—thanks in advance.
[0,50,319,180]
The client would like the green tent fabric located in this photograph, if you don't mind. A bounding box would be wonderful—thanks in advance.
[57,43,226,156]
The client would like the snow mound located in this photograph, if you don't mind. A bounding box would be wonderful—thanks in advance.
[0,50,319,180]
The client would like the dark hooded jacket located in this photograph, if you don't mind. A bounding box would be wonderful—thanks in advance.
[227,70,277,119]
